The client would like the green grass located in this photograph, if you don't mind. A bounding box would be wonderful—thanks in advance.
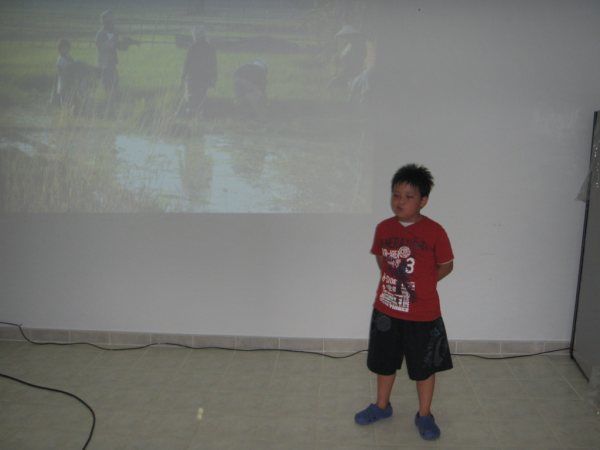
[0,0,349,129]
[0,40,332,96]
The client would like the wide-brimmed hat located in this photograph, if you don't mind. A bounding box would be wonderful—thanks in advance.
[101,9,114,24]
[335,24,362,38]
[252,59,267,70]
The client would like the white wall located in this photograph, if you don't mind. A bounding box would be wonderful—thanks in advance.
[2,0,599,340]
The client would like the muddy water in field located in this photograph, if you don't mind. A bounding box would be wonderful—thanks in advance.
[1,129,371,213]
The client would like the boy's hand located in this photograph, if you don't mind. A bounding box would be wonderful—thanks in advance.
[437,261,453,281]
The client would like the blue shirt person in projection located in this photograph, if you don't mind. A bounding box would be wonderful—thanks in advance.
[51,38,99,112]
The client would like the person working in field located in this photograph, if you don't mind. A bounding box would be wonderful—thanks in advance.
[52,38,77,108]
[178,25,217,118]
[233,59,268,119]
[329,24,367,91]
[95,9,138,111]
[51,38,99,112]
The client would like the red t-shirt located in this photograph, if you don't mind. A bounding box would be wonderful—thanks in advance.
[371,216,454,321]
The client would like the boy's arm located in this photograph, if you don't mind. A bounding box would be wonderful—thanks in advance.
[375,255,386,272]
[437,261,453,281]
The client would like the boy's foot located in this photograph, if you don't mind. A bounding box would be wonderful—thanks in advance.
[354,403,393,425]
[414,412,441,440]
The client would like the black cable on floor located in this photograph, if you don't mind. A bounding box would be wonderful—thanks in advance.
[0,320,572,450]
[0,320,364,450]
[453,348,570,360]
[0,321,365,358]
[0,320,571,360]
[0,371,95,450]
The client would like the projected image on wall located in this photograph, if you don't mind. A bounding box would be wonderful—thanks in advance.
[0,1,374,213]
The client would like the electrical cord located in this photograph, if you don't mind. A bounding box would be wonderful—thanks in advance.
[0,321,570,359]
[0,320,364,450]
[0,321,571,360]
[0,321,365,358]
[0,320,571,449]
[0,371,95,450]
[453,348,570,360]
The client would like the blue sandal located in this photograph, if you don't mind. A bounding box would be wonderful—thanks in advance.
[414,412,441,440]
[354,403,393,425]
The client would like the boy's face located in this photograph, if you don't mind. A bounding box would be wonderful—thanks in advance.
[391,182,428,223]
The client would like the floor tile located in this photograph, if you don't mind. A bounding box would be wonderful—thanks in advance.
[316,417,375,446]
[547,417,600,448]
[1,342,600,449]
[252,415,317,445]
[506,355,562,380]
[518,378,581,400]
[490,418,562,448]
[471,378,527,400]
[260,391,319,418]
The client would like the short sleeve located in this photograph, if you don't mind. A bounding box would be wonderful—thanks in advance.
[434,225,454,264]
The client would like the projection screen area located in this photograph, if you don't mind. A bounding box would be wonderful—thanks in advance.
[0,0,374,213]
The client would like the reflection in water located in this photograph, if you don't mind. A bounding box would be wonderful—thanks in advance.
[115,134,297,212]
[181,140,212,208]
[1,129,371,213]
[0,131,50,157]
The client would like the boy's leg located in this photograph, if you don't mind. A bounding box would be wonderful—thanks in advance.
[414,373,441,440]
[368,310,401,410]
[355,372,395,425]
[355,310,399,425]
[416,373,435,417]
[407,318,452,440]
[376,373,396,409]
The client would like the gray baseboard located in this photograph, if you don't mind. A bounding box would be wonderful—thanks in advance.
[0,324,569,356]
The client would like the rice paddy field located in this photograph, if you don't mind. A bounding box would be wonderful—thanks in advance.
[0,0,372,213]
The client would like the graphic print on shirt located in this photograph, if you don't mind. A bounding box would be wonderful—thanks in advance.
[379,240,422,313]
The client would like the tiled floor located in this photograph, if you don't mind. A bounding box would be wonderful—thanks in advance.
[0,340,599,450]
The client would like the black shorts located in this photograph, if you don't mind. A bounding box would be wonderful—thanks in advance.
[367,309,453,381]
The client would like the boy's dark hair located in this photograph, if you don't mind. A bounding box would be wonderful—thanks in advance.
[391,164,434,197]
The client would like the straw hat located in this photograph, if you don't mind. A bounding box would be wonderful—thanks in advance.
[252,60,267,70]
[335,24,361,38]
[101,9,114,24]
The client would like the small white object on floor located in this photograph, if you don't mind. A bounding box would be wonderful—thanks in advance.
[197,407,204,421]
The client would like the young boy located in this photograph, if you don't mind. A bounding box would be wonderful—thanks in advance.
[54,38,76,107]
[355,163,454,440]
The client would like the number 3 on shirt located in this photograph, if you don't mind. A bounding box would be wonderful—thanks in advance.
[404,257,415,274]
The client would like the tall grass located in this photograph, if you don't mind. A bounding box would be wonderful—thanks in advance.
[0,128,166,213]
